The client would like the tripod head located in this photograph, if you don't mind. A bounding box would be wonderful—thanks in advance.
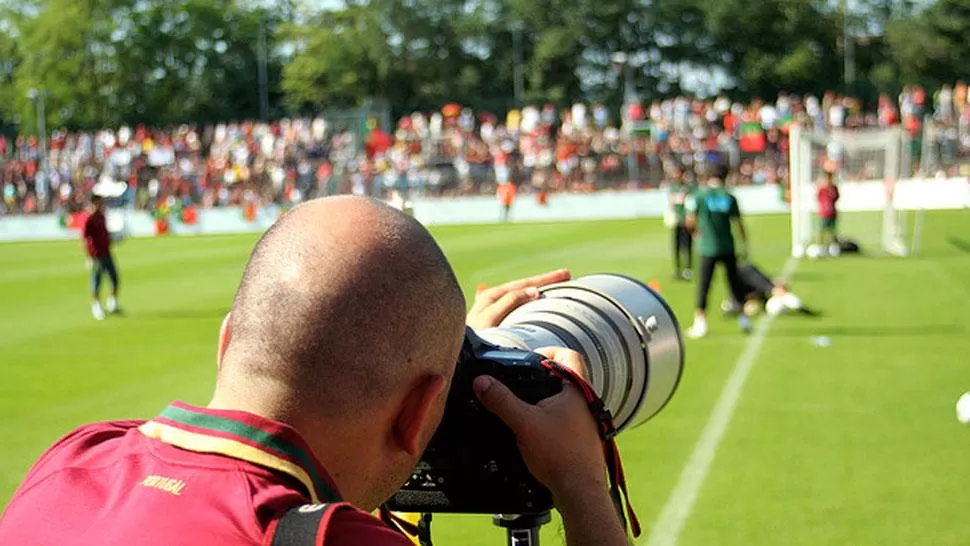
[493,511,552,546]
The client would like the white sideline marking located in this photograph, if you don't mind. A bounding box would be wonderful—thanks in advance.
[642,257,799,546]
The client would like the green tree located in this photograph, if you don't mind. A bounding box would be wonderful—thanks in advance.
[281,4,394,112]
[886,0,970,90]
[10,0,129,130]
[8,0,291,130]
[2,0,962,131]
[0,21,22,130]
[690,0,841,99]
[111,0,288,125]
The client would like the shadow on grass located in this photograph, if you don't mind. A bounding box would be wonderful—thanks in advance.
[771,323,965,338]
[947,236,970,254]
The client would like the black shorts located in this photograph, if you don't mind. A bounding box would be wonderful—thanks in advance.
[90,255,119,293]
[696,253,747,311]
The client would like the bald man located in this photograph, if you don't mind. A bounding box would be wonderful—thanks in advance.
[0,196,630,546]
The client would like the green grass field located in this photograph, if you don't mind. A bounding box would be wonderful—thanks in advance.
[2,210,969,545]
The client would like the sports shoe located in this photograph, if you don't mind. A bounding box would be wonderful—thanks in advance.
[720,299,741,316]
[739,314,752,334]
[92,301,105,321]
[686,319,708,339]
[107,296,120,314]
[781,293,802,311]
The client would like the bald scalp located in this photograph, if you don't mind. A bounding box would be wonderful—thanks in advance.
[220,196,466,417]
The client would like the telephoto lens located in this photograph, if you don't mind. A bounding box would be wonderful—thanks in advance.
[475,274,685,432]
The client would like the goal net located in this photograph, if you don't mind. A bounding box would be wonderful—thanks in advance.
[788,124,920,258]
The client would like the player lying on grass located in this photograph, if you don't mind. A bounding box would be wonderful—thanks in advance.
[720,261,818,317]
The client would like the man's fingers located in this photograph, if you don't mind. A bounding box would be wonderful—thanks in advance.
[481,287,539,326]
[498,268,571,293]
[467,269,571,329]
[533,347,591,383]
[479,268,571,304]
[473,376,533,433]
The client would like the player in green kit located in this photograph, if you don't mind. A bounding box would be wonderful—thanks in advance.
[684,163,751,339]
[666,168,697,280]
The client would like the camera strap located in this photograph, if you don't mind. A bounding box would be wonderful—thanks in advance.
[264,502,354,546]
[378,508,433,546]
[539,358,642,538]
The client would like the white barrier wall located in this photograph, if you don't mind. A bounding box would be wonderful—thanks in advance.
[402,177,969,224]
[1,178,966,242]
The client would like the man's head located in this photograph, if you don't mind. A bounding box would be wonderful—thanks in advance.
[707,162,729,187]
[90,195,105,213]
[212,196,466,510]
[821,170,836,188]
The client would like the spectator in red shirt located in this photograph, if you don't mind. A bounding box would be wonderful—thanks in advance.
[365,123,393,159]
[82,194,121,320]
[0,196,627,546]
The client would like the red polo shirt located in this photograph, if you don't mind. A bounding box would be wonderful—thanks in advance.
[817,185,840,219]
[82,210,111,259]
[0,402,413,546]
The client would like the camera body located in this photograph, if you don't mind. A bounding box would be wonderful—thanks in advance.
[385,328,562,515]
[387,274,686,516]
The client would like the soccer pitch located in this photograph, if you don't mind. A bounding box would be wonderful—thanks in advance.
[2,210,969,545]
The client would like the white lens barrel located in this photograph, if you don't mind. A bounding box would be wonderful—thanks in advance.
[503,293,638,429]
[474,274,685,432]
[563,274,684,429]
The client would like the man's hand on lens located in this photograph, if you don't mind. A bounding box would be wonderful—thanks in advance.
[472,347,629,546]
[471,347,603,499]
[466,269,571,330]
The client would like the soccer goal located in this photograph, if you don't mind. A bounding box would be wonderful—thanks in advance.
[788,124,924,258]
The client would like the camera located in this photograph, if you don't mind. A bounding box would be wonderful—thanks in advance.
[386,274,685,515]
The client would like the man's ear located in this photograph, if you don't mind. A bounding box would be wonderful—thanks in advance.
[217,313,231,371]
[393,375,448,456]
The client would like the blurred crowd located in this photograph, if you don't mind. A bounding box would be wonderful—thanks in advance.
[2,84,969,216]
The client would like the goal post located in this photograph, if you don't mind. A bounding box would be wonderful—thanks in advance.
[788,124,921,258]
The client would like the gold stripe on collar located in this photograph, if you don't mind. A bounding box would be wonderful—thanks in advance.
[139,421,319,503]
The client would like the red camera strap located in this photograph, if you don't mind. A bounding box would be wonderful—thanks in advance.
[539,359,642,538]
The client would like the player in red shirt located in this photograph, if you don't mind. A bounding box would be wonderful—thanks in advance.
[82,195,121,320]
[1,197,628,546]
[817,171,841,256]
